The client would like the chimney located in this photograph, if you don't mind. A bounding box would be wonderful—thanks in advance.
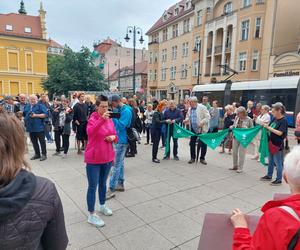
[39,2,47,39]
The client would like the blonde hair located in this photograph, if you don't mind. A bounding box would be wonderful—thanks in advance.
[0,113,29,187]
[284,146,300,188]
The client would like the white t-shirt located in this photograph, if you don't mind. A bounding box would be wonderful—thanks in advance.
[256,113,271,125]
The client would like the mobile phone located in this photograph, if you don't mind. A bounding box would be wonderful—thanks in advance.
[109,112,121,119]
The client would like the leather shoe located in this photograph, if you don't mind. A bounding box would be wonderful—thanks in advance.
[40,155,47,161]
[200,159,207,165]
[30,155,40,160]
[152,159,160,163]
[188,159,195,164]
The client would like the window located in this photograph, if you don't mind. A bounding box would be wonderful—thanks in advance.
[154,69,157,80]
[24,27,31,33]
[241,20,250,40]
[0,81,3,96]
[10,82,19,96]
[183,19,190,33]
[154,52,158,63]
[26,53,32,71]
[185,0,190,9]
[172,24,179,38]
[181,64,188,78]
[170,66,176,80]
[8,52,18,71]
[149,70,153,81]
[254,17,262,38]
[163,14,168,21]
[252,50,259,71]
[238,52,247,72]
[242,0,251,7]
[162,28,168,41]
[27,82,33,95]
[149,52,153,64]
[172,46,177,60]
[193,61,200,76]
[195,37,201,51]
[182,42,189,57]
[175,8,179,16]
[6,24,13,31]
[162,49,167,62]
[197,10,202,26]
[161,67,167,81]
[224,2,233,14]
[256,0,264,4]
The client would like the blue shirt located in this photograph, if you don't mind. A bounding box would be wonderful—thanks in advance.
[163,108,183,123]
[23,103,48,132]
[209,107,220,129]
[190,108,198,132]
[113,104,132,144]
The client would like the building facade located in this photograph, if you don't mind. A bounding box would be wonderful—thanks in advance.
[48,39,64,56]
[109,61,148,97]
[0,2,48,97]
[93,37,148,82]
[146,0,300,101]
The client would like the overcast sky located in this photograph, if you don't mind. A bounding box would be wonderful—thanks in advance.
[1,0,176,50]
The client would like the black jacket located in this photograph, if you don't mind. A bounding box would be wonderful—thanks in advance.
[0,170,68,250]
[152,111,165,129]
[51,106,74,135]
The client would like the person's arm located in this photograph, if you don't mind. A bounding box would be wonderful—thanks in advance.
[199,106,210,126]
[114,107,132,130]
[174,109,184,123]
[33,104,47,119]
[264,121,285,137]
[86,116,106,136]
[65,111,73,123]
[248,118,254,128]
[41,184,68,250]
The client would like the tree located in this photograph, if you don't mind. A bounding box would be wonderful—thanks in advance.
[43,46,108,97]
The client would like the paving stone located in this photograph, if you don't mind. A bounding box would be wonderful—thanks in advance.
[178,236,200,250]
[141,181,179,198]
[82,240,116,250]
[114,187,153,207]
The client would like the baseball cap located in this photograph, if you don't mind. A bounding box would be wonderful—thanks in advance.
[109,95,121,103]
[272,102,286,114]
[4,95,13,101]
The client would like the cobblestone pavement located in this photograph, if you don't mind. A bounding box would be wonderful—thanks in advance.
[28,133,296,250]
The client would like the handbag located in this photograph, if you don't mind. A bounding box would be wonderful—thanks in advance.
[268,140,280,155]
[295,130,300,137]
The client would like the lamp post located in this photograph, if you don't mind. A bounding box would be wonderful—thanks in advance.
[193,40,201,85]
[124,26,144,95]
[115,60,121,93]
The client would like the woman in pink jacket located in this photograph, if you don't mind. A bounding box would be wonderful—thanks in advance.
[84,95,117,227]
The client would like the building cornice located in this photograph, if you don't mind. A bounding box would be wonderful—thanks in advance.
[0,34,49,45]
[0,71,48,78]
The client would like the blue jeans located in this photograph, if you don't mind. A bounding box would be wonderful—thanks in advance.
[267,150,284,181]
[86,162,112,212]
[109,143,128,191]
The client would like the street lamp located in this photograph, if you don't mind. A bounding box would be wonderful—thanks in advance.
[124,26,144,95]
[193,40,201,85]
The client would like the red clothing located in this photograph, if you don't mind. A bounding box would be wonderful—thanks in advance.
[296,112,300,132]
[84,112,117,164]
[233,194,300,250]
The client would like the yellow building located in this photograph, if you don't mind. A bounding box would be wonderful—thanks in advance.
[0,1,48,97]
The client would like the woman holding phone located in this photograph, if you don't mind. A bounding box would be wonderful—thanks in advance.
[84,95,118,227]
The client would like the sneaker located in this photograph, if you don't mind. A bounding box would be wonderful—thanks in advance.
[40,155,47,161]
[260,175,272,181]
[144,142,149,145]
[115,184,125,192]
[174,156,179,161]
[106,190,116,200]
[62,153,67,159]
[270,180,282,186]
[52,152,61,156]
[87,214,105,227]
[99,205,113,216]
[200,159,207,165]
[236,169,243,173]
[152,158,160,163]
[229,166,238,170]
[30,155,40,160]
[188,159,195,164]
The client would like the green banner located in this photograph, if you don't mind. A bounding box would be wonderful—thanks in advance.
[233,126,261,148]
[259,127,269,165]
[199,129,229,150]
[164,124,171,157]
[173,123,196,139]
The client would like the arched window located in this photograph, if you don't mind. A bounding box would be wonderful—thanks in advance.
[224,2,233,14]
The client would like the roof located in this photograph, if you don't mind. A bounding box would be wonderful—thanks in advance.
[48,39,63,48]
[146,0,194,35]
[94,37,121,55]
[0,13,42,39]
[109,61,148,81]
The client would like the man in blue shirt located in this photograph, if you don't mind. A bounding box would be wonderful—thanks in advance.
[23,95,48,161]
[107,95,132,199]
[163,100,184,161]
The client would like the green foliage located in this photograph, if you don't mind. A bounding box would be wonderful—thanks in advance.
[43,46,108,97]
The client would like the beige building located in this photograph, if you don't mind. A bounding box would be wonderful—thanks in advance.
[146,0,300,101]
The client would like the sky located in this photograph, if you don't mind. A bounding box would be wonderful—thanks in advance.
[0,0,176,50]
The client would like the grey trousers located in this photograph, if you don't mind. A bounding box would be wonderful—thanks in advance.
[232,138,247,170]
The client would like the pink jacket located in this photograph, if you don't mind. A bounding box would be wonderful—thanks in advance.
[84,112,117,164]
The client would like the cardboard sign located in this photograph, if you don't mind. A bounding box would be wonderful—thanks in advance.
[198,213,260,250]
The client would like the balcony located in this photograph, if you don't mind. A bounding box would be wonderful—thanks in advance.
[207,48,212,56]
[214,45,222,55]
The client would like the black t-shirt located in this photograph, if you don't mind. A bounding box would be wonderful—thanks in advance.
[224,113,236,129]
[269,117,288,150]
[73,103,88,123]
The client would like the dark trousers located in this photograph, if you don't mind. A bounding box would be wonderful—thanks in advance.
[209,127,218,133]
[54,128,70,154]
[152,128,161,160]
[189,128,207,160]
[146,125,152,144]
[30,131,47,156]
[86,162,112,212]
[127,139,137,156]
[166,125,178,157]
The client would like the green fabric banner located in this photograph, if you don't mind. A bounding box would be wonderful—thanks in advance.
[173,123,196,139]
[164,124,171,157]
[259,127,269,165]
[233,126,261,148]
[198,129,229,150]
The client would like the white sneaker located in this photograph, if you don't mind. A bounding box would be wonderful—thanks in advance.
[87,213,105,227]
[62,154,67,159]
[99,205,113,216]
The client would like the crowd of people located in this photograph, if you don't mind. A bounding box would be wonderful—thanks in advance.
[1,90,300,249]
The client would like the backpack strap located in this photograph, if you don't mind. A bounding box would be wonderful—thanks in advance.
[280,206,300,250]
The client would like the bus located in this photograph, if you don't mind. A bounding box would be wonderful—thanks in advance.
[192,77,300,127]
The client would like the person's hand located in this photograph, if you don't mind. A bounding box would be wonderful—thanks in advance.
[183,119,189,124]
[229,125,233,130]
[75,120,80,125]
[102,112,110,120]
[166,119,171,124]
[198,123,203,128]
[54,107,59,112]
[171,120,175,124]
[105,135,116,142]
[231,208,248,228]
[30,113,36,118]
[262,123,269,129]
